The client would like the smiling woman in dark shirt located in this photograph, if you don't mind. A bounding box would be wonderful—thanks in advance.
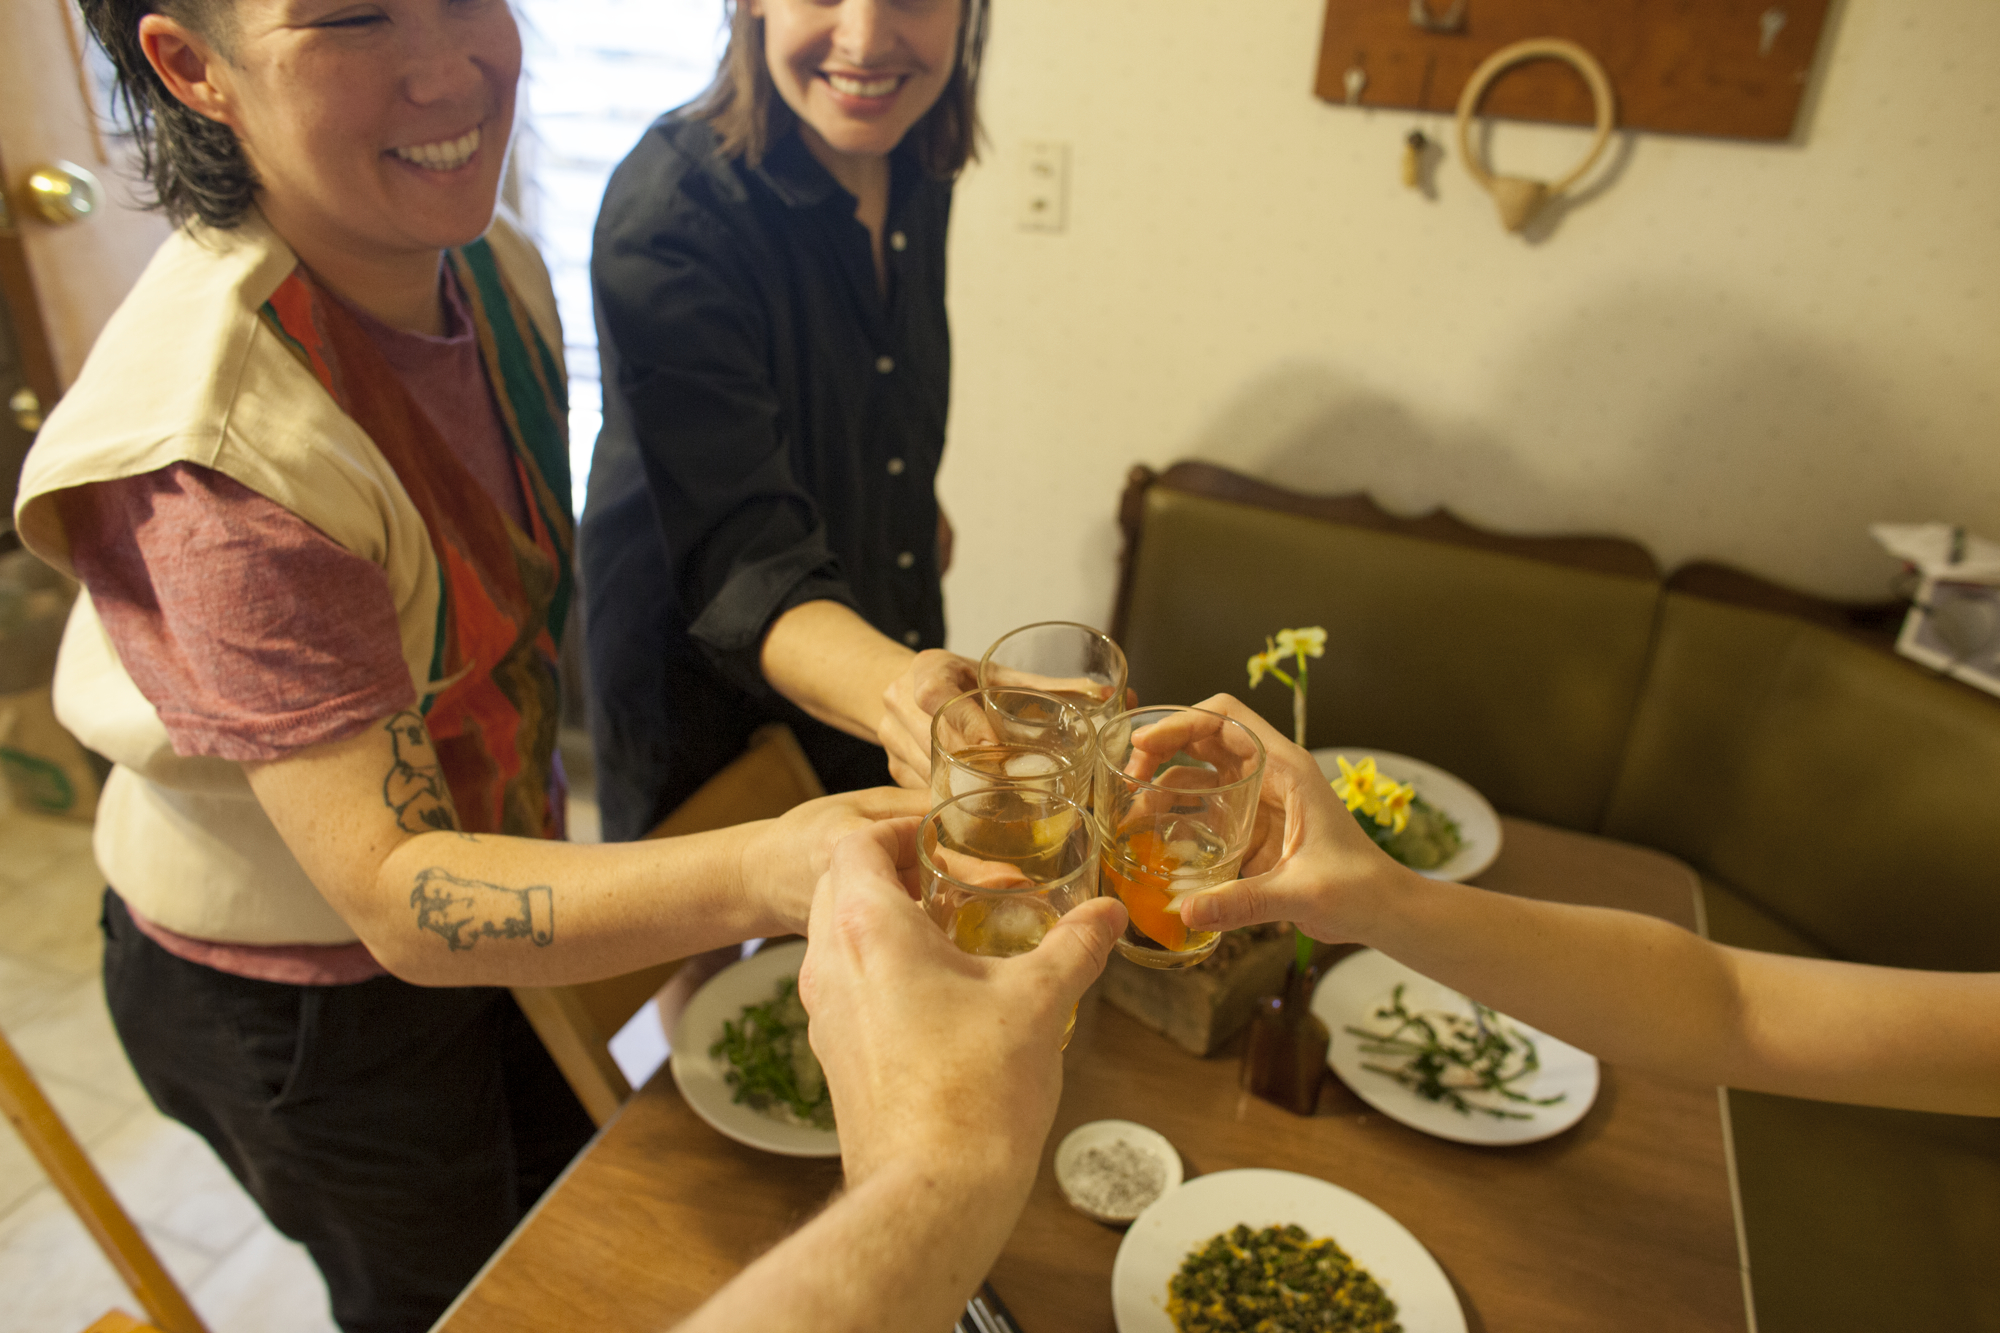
[581,0,987,838]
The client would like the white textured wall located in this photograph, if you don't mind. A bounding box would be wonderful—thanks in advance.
[936,0,2000,657]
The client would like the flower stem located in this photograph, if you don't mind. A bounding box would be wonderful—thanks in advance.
[1296,655,1314,745]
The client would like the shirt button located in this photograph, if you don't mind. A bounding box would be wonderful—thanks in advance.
[875,355,895,375]
[889,231,908,252]
[886,457,906,476]
[903,629,922,646]
[896,551,915,570]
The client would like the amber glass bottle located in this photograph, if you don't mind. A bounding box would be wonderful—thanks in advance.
[1240,941,1330,1115]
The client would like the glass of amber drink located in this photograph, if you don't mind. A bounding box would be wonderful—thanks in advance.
[977,622,1129,732]
[929,688,1096,809]
[919,789,1100,1044]
[1095,706,1266,970]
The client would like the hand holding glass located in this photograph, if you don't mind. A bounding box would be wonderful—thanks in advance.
[919,790,1100,1044]
[928,687,1096,808]
[977,621,1130,729]
[1095,706,1266,970]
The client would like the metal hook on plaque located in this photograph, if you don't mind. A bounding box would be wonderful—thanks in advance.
[1410,0,1468,34]
[1759,7,1787,56]
[1344,62,1368,106]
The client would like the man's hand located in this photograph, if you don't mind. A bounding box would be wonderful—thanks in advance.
[740,787,930,936]
[798,822,1126,1185]
[877,649,979,789]
[1173,694,1410,944]
[676,824,1125,1333]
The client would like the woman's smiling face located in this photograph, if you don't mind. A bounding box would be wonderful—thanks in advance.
[751,0,962,164]
[200,0,520,263]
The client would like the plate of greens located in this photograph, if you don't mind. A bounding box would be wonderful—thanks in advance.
[1312,950,1598,1147]
[1311,750,1500,883]
[1111,1168,1465,1332]
[669,940,839,1157]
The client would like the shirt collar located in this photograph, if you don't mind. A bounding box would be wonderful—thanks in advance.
[752,124,923,213]
[754,127,844,210]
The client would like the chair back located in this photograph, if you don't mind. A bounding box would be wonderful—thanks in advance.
[84,1315,169,1333]
[0,1027,209,1333]
[512,724,826,1124]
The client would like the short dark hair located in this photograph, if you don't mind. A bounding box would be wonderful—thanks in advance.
[79,0,258,229]
[688,0,988,178]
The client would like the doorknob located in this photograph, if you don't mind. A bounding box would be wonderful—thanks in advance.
[9,387,43,433]
[20,161,102,226]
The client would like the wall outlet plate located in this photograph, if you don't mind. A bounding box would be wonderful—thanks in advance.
[1019,140,1069,233]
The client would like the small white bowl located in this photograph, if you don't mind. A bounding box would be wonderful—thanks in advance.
[1053,1119,1183,1224]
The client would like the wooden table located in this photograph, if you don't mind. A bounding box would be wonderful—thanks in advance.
[436,819,1748,1332]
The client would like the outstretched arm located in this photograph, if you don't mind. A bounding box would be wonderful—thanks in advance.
[760,599,979,789]
[245,708,926,986]
[675,822,1127,1333]
[1177,694,2000,1118]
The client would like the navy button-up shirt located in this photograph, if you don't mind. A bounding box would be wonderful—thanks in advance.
[580,115,951,839]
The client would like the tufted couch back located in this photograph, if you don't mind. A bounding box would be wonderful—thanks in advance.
[1112,463,2000,972]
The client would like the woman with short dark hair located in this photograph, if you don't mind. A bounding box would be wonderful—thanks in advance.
[15,3,915,1327]
[581,0,989,841]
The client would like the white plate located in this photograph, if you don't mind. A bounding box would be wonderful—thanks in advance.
[1054,1119,1183,1223]
[1111,1168,1466,1333]
[1313,949,1599,1147]
[1312,748,1502,882]
[668,940,840,1158]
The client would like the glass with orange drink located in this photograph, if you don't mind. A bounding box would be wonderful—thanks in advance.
[1094,706,1267,969]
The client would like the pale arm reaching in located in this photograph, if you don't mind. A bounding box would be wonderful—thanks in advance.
[1170,695,2000,1119]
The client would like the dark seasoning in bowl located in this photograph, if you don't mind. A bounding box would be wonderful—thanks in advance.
[1064,1139,1168,1218]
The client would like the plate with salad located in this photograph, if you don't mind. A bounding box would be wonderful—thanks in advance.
[1311,750,1501,883]
[669,939,839,1157]
[1312,949,1598,1147]
[1111,1168,1464,1332]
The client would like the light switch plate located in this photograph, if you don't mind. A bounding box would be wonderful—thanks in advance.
[1019,140,1068,233]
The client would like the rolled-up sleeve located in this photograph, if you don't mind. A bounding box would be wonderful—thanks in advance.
[593,178,857,694]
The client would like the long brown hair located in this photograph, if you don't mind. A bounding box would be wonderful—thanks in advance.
[687,0,988,178]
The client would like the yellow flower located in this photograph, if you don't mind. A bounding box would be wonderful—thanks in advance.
[1274,626,1326,660]
[1332,755,1382,818]
[1246,637,1292,689]
[1373,777,1416,834]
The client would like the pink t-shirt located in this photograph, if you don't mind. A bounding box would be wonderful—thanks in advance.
[62,263,528,984]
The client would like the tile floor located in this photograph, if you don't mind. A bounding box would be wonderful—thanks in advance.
[0,737,603,1332]
[0,799,339,1333]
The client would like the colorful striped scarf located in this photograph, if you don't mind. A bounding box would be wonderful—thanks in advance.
[259,240,573,838]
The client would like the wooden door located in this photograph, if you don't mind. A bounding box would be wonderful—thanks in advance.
[1,0,170,525]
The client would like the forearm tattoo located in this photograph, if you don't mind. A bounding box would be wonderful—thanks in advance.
[411,868,555,951]
[382,711,458,834]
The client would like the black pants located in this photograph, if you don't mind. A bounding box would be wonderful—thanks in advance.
[102,891,595,1333]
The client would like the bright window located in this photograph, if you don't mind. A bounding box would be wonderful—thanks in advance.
[514,0,727,514]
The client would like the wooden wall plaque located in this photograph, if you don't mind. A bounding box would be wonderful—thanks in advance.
[1314,0,1836,141]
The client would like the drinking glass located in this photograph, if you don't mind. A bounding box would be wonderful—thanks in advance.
[1094,706,1266,970]
[977,622,1130,731]
[919,789,1100,1044]
[928,688,1096,809]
